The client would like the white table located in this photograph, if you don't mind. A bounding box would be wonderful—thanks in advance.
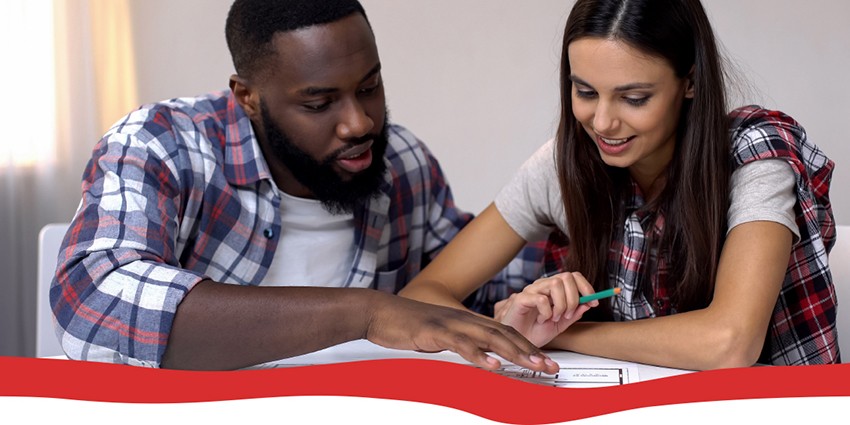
[257,339,693,383]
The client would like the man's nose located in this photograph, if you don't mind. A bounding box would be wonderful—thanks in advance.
[336,99,374,140]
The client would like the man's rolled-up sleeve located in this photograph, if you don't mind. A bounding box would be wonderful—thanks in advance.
[50,130,205,367]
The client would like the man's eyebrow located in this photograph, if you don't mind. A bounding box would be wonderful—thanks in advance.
[569,74,655,91]
[300,86,337,96]
[360,63,382,83]
[298,63,383,97]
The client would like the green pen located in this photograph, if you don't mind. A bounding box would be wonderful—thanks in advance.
[578,287,621,304]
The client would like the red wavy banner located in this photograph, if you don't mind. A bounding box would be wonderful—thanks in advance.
[1,357,849,424]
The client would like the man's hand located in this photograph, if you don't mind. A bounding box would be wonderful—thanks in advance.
[366,292,560,374]
[493,272,597,347]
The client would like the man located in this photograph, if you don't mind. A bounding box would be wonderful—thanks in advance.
[50,0,552,372]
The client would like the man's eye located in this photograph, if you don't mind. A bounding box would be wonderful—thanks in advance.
[303,101,331,112]
[360,73,383,94]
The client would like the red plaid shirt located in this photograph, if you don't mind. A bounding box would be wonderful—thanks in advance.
[543,106,838,365]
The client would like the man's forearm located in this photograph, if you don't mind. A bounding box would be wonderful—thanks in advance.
[162,279,562,374]
[161,280,377,370]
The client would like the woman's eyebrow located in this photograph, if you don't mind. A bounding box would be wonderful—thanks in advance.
[569,74,655,92]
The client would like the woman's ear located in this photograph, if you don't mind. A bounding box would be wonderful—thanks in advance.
[230,74,261,119]
[684,65,696,99]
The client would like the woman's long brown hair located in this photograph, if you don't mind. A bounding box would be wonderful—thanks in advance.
[556,0,730,316]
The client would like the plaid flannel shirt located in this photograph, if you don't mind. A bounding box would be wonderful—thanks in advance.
[543,106,838,365]
[50,91,543,367]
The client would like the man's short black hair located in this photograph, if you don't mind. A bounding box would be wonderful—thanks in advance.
[225,0,368,80]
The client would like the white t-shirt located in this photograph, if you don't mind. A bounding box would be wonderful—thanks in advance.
[494,139,799,242]
[260,191,356,287]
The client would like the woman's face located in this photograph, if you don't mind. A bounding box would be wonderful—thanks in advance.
[568,37,693,186]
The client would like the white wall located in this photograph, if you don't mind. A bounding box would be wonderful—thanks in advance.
[129,0,849,224]
[707,0,850,225]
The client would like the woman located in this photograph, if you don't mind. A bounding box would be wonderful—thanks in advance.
[399,0,838,370]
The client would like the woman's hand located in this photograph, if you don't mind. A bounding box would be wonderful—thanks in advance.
[494,272,598,347]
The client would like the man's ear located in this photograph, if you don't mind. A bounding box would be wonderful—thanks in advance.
[684,65,695,99]
[230,74,261,119]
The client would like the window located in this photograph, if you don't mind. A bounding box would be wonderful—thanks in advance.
[0,0,56,168]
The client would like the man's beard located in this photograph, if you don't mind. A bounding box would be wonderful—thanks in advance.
[260,102,389,215]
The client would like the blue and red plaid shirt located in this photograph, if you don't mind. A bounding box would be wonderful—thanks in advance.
[50,91,543,367]
[543,106,838,365]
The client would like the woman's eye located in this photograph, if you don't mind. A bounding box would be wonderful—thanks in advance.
[575,89,597,99]
[624,96,650,107]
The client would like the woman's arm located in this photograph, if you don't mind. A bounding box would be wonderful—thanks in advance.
[399,203,530,311]
[549,220,792,370]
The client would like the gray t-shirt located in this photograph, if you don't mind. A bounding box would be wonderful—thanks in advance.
[494,139,799,242]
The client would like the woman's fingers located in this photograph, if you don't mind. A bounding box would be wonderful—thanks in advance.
[498,271,604,327]
[571,272,598,302]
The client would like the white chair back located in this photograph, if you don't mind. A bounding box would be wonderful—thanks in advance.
[36,223,70,358]
[831,225,850,362]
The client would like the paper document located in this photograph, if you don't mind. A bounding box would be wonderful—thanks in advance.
[491,364,638,388]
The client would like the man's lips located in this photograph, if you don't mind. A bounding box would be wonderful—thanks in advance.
[337,140,374,159]
[335,140,375,174]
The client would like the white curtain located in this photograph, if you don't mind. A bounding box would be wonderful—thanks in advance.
[0,0,137,356]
